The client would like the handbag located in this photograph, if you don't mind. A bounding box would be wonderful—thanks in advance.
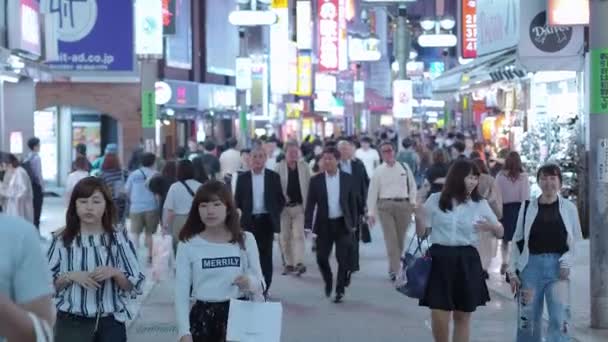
[395,235,432,299]
[226,298,283,342]
[360,216,372,243]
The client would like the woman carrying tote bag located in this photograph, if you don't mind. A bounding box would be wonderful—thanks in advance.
[48,177,145,342]
[414,160,503,342]
[175,181,265,342]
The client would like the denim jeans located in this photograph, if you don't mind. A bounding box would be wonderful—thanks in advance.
[517,254,570,342]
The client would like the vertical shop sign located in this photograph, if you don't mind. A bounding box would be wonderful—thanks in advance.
[353,81,365,103]
[135,0,163,56]
[141,91,156,128]
[296,53,312,96]
[236,57,252,90]
[8,0,41,58]
[591,49,608,114]
[392,80,413,119]
[598,139,608,183]
[318,0,339,72]
[461,0,477,58]
[162,0,177,34]
[296,1,312,49]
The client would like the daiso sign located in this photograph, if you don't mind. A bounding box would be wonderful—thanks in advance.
[318,0,339,72]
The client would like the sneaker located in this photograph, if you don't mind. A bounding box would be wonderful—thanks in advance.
[389,272,397,282]
[295,263,307,276]
[282,265,295,275]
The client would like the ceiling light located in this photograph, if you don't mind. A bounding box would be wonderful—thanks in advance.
[418,34,458,48]
[409,50,418,60]
[439,17,456,31]
[420,18,436,31]
[391,61,400,73]
[229,10,278,26]
[166,108,175,116]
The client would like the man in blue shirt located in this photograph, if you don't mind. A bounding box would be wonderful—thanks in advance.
[126,152,159,264]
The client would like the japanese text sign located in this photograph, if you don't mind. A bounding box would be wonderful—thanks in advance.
[461,0,477,59]
[318,0,339,72]
[591,49,608,114]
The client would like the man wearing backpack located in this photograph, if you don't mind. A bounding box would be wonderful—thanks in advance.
[24,138,44,229]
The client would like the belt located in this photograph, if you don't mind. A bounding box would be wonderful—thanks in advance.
[381,198,409,202]
[286,203,302,207]
[252,213,269,218]
[329,217,344,221]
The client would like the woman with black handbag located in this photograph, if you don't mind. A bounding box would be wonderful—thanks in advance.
[175,180,265,342]
[507,164,582,342]
[414,160,503,342]
[48,177,145,342]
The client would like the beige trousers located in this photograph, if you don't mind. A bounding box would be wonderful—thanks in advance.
[280,205,306,266]
[378,199,414,274]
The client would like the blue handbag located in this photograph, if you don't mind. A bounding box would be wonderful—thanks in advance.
[396,235,432,299]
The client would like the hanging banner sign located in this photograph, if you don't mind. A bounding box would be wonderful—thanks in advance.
[296,53,313,96]
[393,80,413,119]
[236,57,252,90]
[353,81,365,104]
[162,0,177,34]
[318,0,339,72]
[461,0,477,59]
[591,49,608,114]
[141,91,156,128]
[135,0,163,56]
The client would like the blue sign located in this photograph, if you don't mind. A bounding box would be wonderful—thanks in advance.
[46,0,135,73]
[429,62,445,79]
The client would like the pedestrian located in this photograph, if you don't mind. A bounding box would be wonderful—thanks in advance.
[415,160,503,342]
[337,139,369,274]
[472,158,503,279]
[99,154,129,225]
[72,143,92,172]
[175,180,265,342]
[0,214,55,342]
[148,160,178,224]
[396,137,420,178]
[164,159,202,254]
[508,164,582,342]
[275,140,311,276]
[234,146,285,297]
[367,140,417,281]
[449,140,467,161]
[495,151,530,275]
[426,149,450,196]
[125,152,160,264]
[355,136,380,178]
[91,143,118,176]
[0,153,34,223]
[65,156,90,205]
[24,137,44,228]
[197,140,221,180]
[219,137,241,178]
[48,177,144,342]
[305,147,357,303]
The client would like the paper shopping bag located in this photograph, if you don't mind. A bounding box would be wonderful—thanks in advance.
[151,234,173,281]
[226,299,283,342]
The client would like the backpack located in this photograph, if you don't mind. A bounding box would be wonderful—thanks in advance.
[397,150,419,176]
[21,159,41,186]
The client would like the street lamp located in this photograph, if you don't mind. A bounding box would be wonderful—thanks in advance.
[417,16,458,48]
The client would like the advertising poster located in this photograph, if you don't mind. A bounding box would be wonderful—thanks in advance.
[45,0,136,74]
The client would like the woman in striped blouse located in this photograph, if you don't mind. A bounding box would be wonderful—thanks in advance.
[48,177,145,342]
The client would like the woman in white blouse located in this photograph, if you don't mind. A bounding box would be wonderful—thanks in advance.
[0,153,34,222]
[415,160,503,342]
[163,159,202,254]
[48,177,144,342]
[175,180,264,342]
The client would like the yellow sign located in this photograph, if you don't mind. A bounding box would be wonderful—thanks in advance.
[296,54,312,96]
[272,0,288,8]
[286,103,301,119]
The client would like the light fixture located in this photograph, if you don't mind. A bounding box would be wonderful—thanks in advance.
[162,119,171,126]
[439,16,456,31]
[420,18,436,31]
[391,60,400,72]
[165,108,175,116]
[7,55,25,70]
[229,10,278,26]
[418,34,458,48]
[409,50,418,60]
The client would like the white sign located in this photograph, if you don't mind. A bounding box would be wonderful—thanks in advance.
[348,37,381,62]
[10,131,23,154]
[392,80,413,119]
[288,42,299,94]
[353,81,365,103]
[135,0,163,56]
[315,73,337,92]
[236,58,252,90]
[296,1,313,49]
[270,8,290,94]
[155,81,172,105]
[477,0,520,56]
[599,139,608,183]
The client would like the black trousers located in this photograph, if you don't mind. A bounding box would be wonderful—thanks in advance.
[316,218,353,294]
[249,213,274,293]
[189,301,230,342]
[32,182,43,229]
[54,312,126,342]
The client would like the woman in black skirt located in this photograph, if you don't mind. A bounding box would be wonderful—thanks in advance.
[415,160,503,342]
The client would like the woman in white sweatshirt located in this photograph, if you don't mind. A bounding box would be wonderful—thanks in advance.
[175,180,265,342]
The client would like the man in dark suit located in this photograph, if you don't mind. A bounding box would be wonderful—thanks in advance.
[235,147,286,296]
[305,147,357,303]
[337,140,369,273]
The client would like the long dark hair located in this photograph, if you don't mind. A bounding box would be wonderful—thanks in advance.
[179,180,245,249]
[439,160,482,212]
[62,177,117,247]
[503,151,524,181]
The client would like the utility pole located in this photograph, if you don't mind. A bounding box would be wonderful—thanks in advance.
[395,5,411,140]
[237,27,250,148]
[589,0,608,329]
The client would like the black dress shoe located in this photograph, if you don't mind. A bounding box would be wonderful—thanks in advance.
[282,265,295,275]
[295,263,307,276]
[333,292,344,303]
[325,282,332,298]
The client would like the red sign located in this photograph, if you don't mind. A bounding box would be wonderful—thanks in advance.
[318,0,339,72]
[461,0,477,59]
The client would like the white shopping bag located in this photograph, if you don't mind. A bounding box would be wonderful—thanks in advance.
[226,299,283,342]
[151,233,173,281]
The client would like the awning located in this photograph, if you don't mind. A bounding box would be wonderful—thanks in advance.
[432,49,519,94]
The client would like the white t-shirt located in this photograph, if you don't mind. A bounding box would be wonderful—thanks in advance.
[219,148,242,177]
[356,148,380,178]
[175,232,264,338]
[163,179,203,215]
[423,193,499,247]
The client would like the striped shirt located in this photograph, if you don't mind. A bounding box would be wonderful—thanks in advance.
[47,228,145,322]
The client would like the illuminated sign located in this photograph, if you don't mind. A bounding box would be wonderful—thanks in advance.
[135,0,163,56]
[271,8,290,94]
[8,0,41,57]
[318,0,339,72]
[296,1,313,49]
[393,80,413,119]
[296,53,313,96]
[548,0,589,26]
[162,0,176,34]
[461,0,477,58]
